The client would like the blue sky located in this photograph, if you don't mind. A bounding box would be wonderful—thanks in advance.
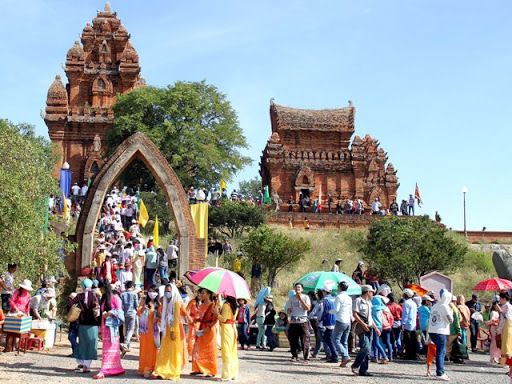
[1,0,511,231]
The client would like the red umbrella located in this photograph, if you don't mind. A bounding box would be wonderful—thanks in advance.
[473,278,512,291]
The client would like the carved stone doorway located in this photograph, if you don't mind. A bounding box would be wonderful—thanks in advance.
[73,132,205,278]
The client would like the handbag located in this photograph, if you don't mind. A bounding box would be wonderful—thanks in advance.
[496,333,502,349]
[67,303,81,323]
[453,336,469,360]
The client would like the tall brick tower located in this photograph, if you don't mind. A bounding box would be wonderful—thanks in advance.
[44,2,142,184]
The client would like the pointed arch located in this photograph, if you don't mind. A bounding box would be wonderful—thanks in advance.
[74,132,203,277]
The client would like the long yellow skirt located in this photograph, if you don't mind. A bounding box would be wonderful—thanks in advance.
[221,323,239,380]
[502,318,512,364]
[153,325,182,380]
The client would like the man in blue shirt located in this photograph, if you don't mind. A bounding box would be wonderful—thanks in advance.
[402,288,418,360]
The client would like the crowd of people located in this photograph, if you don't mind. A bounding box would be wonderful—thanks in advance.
[2,253,512,382]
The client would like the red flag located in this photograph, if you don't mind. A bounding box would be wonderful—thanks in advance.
[415,183,422,207]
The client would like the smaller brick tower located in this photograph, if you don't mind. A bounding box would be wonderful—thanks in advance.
[44,2,142,184]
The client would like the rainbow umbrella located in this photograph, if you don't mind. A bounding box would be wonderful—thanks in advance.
[189,267,251,299]
[294,271,361,295]
[473,278,512,291]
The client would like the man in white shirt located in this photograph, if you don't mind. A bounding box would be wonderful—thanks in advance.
[331,281,353,366]
[287,283,312,362]
[332,259,342,273]
[351,285,379,376]
[71,182,81,204]
[121,243,134,264]
[166,241,179,269]
[80,183,88,203]
[371,198,382,215]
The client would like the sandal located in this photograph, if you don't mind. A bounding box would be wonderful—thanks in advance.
[93,374,105,380]
[74,365,84,373]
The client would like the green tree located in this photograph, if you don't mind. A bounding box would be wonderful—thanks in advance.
[0,120,74,283]
[139,189,174,235]
[362,215,467,289]
[238,177,262,199]
[107,81,252,189]
[241,226,311,287]
[209,201,266,238]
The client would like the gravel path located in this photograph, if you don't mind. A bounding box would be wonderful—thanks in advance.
[0,337,507,383]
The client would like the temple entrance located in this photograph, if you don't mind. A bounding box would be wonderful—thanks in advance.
[73,132,204,278]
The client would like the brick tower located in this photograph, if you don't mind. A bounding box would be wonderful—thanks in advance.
[260,100,399,209]
[44,2,142,184]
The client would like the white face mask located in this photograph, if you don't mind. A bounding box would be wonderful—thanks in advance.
[148,292,158,300]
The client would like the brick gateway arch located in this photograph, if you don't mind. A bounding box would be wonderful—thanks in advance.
[72,132,205,278]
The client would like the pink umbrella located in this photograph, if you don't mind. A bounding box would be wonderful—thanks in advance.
[473,278,512,291]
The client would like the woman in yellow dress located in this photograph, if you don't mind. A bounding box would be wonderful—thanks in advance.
[218,295,239,381]
[150,284,189,380]
[137,285,159,377]
[191,288,219,377]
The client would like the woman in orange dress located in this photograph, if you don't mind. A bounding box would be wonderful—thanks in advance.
[186,292,202,357]
[137,285,160,377]
[191,288,219,377]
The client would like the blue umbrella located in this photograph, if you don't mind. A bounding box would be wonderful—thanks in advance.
[255,286,271,306]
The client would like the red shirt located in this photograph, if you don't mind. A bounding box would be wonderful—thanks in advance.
[387,302,403,321]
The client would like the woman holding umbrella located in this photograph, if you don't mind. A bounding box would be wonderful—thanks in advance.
[218,295,239,381]
[191,288,219,377]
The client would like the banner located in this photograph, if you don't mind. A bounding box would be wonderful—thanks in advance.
[190,202,208,239]
[415,183,423,207]
[153,216,159,247]
[139,199,149,227]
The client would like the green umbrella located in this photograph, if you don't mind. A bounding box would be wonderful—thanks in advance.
[294,271,362,295]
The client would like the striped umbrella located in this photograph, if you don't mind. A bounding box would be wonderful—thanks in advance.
[188,267,251,299]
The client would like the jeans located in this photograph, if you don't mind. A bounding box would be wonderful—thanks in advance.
[68,322,79,353]
[238,323,249,348]
[158,266,168,281]
[265,325,277,350]
[333,321,351,360]
[371,328,387,359]
[429,333,447,377]
[323,328,338,361]
[289,322,310,360]
[256,317,267,348]
[380,328,393,360]
[408,205,414,216]
[469,321,480,350]
[124,314,136,349]
[145,268,157,286]
[392,327,402,356]
[313,326,331,358]
[353,331,372,375]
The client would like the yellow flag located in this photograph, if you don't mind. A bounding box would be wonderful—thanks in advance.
[190,202,208,239]
[153,216,159,247]
[62,192,69,219]
[139,198,149,227]
[220,179,227,193]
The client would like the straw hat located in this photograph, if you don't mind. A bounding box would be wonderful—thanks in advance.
[19,279,33,291]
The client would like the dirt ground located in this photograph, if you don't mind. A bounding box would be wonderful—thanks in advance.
[0,334,507,383]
